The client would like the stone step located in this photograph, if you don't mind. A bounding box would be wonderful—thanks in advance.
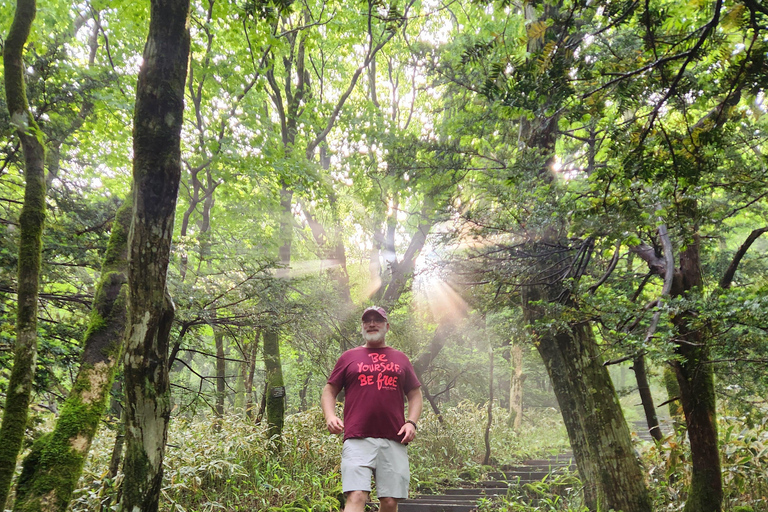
[363,451,575,511]
[398,504,478,512]
[487,471,552,481]
[500,465,566,472]
[410,496,480,503]
[511,458,574,468]
[632,420,674,441]
[443,488,508,496]
[369,503,479,512]
[474,480,513,488]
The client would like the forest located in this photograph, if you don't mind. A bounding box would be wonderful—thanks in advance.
[1,0,767,511]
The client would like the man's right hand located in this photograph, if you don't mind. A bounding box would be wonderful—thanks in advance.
[326,415,344,434]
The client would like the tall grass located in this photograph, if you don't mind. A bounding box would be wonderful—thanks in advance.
[68,403,568,511]
[637,413,768,512]
[46,402,768,511]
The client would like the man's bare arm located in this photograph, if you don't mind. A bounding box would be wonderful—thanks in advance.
[406,386,423,424]
[398,387,423,444]
[321,383,344,434]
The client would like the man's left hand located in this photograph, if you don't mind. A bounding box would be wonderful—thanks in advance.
[398,421,416,444]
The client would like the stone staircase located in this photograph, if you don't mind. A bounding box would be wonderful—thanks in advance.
[632,418,674,443]
[363,420,665,511]
[367,452,576,512]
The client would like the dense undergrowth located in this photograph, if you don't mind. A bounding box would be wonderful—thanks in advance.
[484,409,768,512]
[68,403,568,512]
[60,402,768,512]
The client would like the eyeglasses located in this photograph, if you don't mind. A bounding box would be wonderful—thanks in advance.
[362,317,386,324]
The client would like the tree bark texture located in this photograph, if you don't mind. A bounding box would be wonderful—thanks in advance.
[509,343,523,430]
[671,239,722,512]
[0,0,47,508]
[632,354,662,441]
[120,1,190,510]
[523,283,651,512]
[13,202,131,512]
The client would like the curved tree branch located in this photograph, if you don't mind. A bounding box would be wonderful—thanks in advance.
[719,227,768,289]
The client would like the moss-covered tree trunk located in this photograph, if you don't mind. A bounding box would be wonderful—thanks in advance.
[263,328,285,442]
[514,1,650,508]
[0,0,47,508]
[672,239,722,512]
[523,283,652,512]
[13,202,132,512]
[120,0,190,510]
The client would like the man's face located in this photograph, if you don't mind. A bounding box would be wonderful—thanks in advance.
[361,314,388,343]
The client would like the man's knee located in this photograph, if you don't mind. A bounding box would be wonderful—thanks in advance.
[343,490,369,512]
[378,496,399,512]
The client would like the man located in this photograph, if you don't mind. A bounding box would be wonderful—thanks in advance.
[321,306,423,512]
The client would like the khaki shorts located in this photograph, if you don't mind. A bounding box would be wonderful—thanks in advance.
[341,438,410,499]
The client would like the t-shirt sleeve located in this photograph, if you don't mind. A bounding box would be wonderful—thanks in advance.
[401,357,421,394]
[327,352,348,389]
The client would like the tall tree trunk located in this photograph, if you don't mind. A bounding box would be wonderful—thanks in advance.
[13,201,132,512]
[120,0,190,510]
[244,332,260,419]
[547,327,650,511]
[672,238,721,512]
[298,373,311,412]
[515,2,650,507]
[632,354,662,441]
[262,183,292,441]
[214,326,225,419]
[633,227,722,512]
[0,1,47,507]
[263,328,285,444]
[412,322,455,377]
[524,284,651,512]
[509,343,523,430]
[482,343,493,466]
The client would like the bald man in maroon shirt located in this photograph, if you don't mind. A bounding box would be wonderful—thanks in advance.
[321,306,423,512]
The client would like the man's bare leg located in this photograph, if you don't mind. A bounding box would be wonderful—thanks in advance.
[379,497,399,512]
[343,491,369,512]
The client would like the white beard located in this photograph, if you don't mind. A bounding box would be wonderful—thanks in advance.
[362,330,385,344]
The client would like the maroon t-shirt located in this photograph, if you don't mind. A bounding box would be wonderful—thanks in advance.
[328,346,421,442]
